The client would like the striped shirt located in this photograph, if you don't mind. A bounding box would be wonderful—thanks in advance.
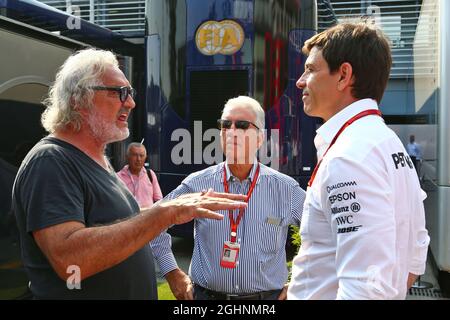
[151,161,305,294]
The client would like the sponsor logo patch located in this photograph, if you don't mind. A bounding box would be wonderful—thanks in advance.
[337,225,362,234]
[350,202,361,213]
[329,192,356,205]
[326,181,357,193]
[335,215,354,226]
[392,152,414,170]
[331,206,349,214]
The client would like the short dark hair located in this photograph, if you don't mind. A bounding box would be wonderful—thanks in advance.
[303,22,392,104]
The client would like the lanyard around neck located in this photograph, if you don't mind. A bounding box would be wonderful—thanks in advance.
[308,109,382,187]
[223,163,260,243]
[128,168,140,195]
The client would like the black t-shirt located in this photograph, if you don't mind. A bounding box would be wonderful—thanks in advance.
[12,137,157,299]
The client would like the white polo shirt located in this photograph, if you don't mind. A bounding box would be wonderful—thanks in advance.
[288,99,430,300]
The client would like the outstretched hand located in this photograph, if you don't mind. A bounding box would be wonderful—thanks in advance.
[157,189,247,225]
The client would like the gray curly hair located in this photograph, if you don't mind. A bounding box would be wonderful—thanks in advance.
[41,48,119,133]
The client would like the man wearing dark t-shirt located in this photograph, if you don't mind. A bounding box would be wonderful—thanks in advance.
[12,49,246,299]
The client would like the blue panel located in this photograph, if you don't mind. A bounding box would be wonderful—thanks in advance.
[186,0,253,66]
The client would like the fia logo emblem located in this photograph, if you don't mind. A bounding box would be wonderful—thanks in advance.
[195,20,245,55]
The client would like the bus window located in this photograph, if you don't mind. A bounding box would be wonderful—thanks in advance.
[0,84,48,166]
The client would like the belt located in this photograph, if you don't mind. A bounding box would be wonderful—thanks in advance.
[194,284,281,300]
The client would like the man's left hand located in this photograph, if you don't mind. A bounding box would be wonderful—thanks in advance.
[407,273,419,290]
[165,268,194,300]
[277,284,288,300]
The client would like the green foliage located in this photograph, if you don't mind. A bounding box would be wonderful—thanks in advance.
[286,225,301,282]
[157,280,176,300]
[289,225,301,250]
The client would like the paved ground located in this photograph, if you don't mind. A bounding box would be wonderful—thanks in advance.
[406,258,449,300]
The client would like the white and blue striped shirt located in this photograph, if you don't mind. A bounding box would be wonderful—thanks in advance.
[151,161,305,294]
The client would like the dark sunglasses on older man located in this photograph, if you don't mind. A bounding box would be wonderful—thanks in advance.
[91,86,136,103]
[217,119,260,130]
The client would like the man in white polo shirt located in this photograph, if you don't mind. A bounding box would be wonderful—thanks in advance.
[287,22,430,300]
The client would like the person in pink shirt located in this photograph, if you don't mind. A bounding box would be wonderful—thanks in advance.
[117,142,163,208]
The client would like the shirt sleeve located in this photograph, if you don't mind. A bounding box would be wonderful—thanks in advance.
[291,183,306,226]
[320,156,399,300]
[149,180,193,276]
[150,170,163,201]
[149,232,178,276]
[18,155,85,233]
[408,189,430,275]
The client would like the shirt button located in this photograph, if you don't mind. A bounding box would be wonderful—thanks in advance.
[235,285,239,289]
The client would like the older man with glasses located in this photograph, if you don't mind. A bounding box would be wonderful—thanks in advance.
[152,95,306,300]
[11,49,248,300]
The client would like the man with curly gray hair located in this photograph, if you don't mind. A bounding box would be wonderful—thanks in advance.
[12,48,247,299]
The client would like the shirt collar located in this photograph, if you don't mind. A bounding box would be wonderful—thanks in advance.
[315,98,379,148]
[223,159,259,183]
[125,165,146,177]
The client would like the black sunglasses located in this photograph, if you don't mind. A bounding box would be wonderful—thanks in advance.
[91,86,136,103]
[217,119,260,130]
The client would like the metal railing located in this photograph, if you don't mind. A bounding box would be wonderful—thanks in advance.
[318,0,438,79]
[39,0,146,35]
